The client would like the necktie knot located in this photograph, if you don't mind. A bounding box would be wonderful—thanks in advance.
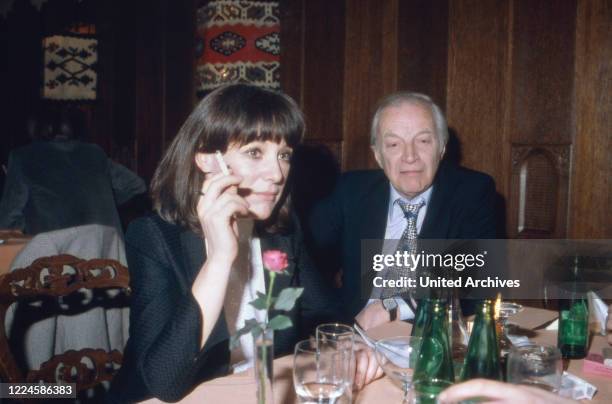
[397,199,425,220]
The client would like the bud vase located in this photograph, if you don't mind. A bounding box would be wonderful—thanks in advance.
[254,328,275,404]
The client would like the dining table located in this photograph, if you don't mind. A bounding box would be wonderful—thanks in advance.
[143,306,611,403]
[0,229,31,275]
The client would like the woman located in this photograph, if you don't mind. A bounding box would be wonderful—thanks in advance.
[108,84,343,403]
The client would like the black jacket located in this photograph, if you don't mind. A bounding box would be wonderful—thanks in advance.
[308,161,497,320]
[108,214,339,403]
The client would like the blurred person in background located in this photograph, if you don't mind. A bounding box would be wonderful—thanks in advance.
[0,107,146,234]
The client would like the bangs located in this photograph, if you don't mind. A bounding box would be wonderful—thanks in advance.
[200,85,304,152]
[228,110,303,148]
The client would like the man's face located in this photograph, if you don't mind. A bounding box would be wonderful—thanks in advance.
[372,102,444,199]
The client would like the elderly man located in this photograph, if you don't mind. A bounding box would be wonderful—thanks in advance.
[308,92,497,328]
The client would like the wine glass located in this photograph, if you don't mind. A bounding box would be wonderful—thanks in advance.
[374,336,422,403]
[498,302,523,354]
[507,344,563,392]
[412,378,453,404]
[316,323,355,355]
[316,323,355,403]
[293,339,349,404]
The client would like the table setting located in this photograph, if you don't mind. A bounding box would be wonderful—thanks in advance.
[141,293,611,404]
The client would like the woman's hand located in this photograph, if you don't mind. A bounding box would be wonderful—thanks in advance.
[197,171,249,265]
[353,341,383,390]
[191,171,249,348]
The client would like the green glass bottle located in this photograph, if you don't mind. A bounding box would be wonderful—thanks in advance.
[461,299,502,381]
[448,293,469,381]
[414,299,455,403]
[411,298,433,338]
[558,293,589,359]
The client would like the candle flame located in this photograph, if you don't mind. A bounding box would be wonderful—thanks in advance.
[494,293,502,320]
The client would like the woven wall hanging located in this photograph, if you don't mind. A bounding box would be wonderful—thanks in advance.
[42,34,97,100]
[195,0,280,98]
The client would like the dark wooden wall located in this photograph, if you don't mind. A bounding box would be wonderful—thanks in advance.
[0,0,195,184]
[280,0,611,239]
[1,0,609,238]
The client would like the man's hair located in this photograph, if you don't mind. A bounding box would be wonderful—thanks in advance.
[29,107,88,141]
[150,83,305,234]
[370,92,448,150]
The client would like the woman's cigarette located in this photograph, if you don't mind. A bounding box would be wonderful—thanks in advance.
[215,151,230,175]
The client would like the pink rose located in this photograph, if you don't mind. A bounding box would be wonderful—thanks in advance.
[262,250,289,273]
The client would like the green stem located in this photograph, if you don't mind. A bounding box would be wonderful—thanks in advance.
[259,271,276,404]
[265,271,276,322]
[258,335,269,404]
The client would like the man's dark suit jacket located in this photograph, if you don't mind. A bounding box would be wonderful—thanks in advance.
[108,214,339,403]
[308,161,497,321]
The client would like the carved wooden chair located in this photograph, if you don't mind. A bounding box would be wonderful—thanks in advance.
[0,254,130,393]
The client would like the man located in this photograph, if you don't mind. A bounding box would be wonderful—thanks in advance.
[0,108,146,235]
[308,92,497,328]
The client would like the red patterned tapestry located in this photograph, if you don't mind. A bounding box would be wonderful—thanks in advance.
[195,0,280,98]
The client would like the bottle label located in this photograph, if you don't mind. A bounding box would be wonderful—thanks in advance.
[559,307,588,346]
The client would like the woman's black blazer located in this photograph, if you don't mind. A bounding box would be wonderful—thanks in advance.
[108,214,340,403]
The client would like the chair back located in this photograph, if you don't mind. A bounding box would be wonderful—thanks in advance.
[0,254,129,392]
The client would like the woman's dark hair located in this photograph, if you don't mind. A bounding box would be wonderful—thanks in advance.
[151,83,305,234]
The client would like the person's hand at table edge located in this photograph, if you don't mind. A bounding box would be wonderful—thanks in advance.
[437,379,577,404]
[353,340,383,391]
[355,300,390,330]
[607,304,611,345]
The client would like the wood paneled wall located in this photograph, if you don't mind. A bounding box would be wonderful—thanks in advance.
[282,0,611,238]
[130,0,195,181]
[507,0,576,238]
[342,0,399,170]
[396,0,448,110]
[446,0,510,194]
[2,0,608,238]
[0,0,195,184]
[281,0,346,160]
[570,0,612,238]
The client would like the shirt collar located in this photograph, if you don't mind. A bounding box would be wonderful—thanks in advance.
[387,184,433,222]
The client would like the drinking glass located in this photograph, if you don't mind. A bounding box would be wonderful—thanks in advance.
[293,339,349,404]
[374,336,422,403]
[316,323,355,403]
[507,344,563,392]
[498,301,523,354]
[412,378,453,404]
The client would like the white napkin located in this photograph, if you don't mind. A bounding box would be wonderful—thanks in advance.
[507,334,531,347]
[559,371,597,400]
[587,291,608,336]
[545,318,559,331]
